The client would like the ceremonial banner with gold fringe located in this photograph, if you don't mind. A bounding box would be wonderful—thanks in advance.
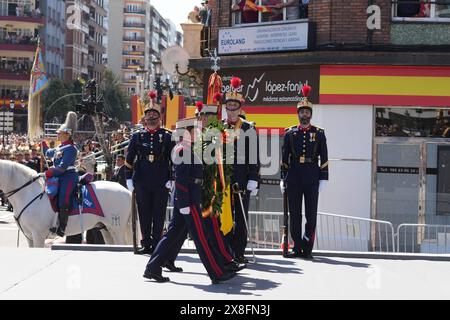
[207,72,222,104]
[208,72,223,119]
[206,72,234,235]
[131,95,145,125]
[220,185,233,235]
[28,41,49,142]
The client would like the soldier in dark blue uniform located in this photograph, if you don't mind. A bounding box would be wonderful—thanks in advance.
[196,103,237,268]
[280,85,329,259]
[125,92,175,254]
[223,77,260,264]
[144,118,236,284]
[151,105,246,274]
[46,111,79,237]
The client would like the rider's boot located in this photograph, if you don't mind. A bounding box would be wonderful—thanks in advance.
[50,206,70,237]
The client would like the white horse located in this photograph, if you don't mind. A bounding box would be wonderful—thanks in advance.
[0,160,132,247]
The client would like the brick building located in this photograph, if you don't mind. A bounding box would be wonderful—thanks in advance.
[188,0,450,251]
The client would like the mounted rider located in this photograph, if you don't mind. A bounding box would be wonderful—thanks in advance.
[46,111,79,237]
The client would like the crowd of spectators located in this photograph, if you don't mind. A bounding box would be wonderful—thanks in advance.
[231,0,309,24]
[0,33,39,46]
[0,59,32,77]
[3,2,42,18]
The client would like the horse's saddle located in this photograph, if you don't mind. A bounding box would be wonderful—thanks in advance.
[46,173,104,217]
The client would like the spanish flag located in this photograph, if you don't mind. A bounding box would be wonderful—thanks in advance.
[245,0,272,13]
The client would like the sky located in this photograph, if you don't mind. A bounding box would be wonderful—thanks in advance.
[151,0,202,31]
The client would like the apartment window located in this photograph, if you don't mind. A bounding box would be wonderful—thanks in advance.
[231,0,309,25]
[392,0,450,21]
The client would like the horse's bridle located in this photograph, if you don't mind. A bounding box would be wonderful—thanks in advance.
[3,175,42,199]
[3,175,45,242]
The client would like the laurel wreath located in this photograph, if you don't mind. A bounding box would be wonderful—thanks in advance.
[200,118,233,217]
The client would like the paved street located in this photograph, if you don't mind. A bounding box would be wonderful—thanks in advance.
[1,247,450,300]
[0,205,28,248]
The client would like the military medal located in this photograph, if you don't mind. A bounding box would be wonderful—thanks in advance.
[148,154,154,162]
[300,156,306,163]
[310,133,316,142]
[159,134,163,143]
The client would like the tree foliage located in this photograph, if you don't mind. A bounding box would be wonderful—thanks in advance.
[100,69,131,122]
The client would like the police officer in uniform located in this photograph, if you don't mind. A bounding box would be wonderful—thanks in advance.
[280,85,328,259]
[223,77,260,264]
[125,92,175,254]
[46,111,79,237]
[144,118,236,284]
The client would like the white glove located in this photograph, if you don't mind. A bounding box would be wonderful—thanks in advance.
[319,180,328,193]
[126,179,134,192]
[246,180,258,191]
[180,207,190,215]
[250,189,259,196]
[165,180,174,190]
[280,180,286,194]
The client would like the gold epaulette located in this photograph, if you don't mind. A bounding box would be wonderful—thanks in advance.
[284,125,296,132]
[314,125,325,133]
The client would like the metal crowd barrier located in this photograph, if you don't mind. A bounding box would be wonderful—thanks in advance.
[248,211,396,253]
[163,208,396,253]
[396,223,450,254]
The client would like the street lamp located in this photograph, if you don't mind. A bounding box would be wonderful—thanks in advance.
[189,82,198,105]
[172,74,179,91]
[135,66,147,99]
[153,57,164,103]
[154,57,162,78]
[1,99,5,147]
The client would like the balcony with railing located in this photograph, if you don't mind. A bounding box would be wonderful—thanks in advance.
[124,8,146,15]
[122,50,145,56]
[122,63,144,70]
[123,22,145,29]
[88,55,95,67]
[0,36,38,52]
[0,71,30,81]
[123,36,145,42]
[0,10,45,26]
[123,77,137,84]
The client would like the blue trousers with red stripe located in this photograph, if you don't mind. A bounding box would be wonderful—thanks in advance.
[204,215,234,263]
[165,214,234,265]
[145,204,225,281]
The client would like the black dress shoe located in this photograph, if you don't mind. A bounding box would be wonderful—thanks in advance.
[55,227,65,237]
[224,261,246,272]
[143,271,170,282]
[299,251,314,260]
[234,256,249,264]
[211,271,237,284]
[135,246,153,255]
[162,260,183,272]
[285,250,301,258]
